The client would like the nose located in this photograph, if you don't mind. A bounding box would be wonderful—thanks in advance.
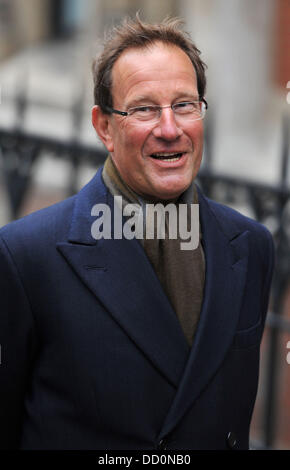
[152,108,183,141]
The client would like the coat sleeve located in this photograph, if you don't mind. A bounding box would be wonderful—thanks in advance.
[0,234,38,449]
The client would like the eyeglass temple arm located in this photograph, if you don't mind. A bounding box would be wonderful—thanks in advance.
[105,106,128,116]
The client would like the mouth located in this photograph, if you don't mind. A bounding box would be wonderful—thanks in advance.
[150,152,185,162]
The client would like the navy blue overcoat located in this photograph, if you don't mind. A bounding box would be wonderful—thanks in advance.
[0,168,274,449]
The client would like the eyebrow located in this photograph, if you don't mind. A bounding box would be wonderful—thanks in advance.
[126,93,199,109]
[126,96,155,108]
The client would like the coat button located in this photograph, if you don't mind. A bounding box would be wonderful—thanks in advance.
[157,438,168,450]
[226,431,237,449]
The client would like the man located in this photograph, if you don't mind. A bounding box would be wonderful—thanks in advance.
[0,16,274,450]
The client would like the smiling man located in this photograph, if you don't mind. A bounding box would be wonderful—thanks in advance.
[0,16,274,450]
[93,40,204,200]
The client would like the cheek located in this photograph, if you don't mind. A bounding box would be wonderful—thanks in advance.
[185,120,203,140]
[194,124,204,142]
[123,126,151,154]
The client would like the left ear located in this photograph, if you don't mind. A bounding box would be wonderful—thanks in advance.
[92,105,114,152]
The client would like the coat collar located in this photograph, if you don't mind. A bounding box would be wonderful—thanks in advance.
[67,168,107,245]
[57,168,249,431]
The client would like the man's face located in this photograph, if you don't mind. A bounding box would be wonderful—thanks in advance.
[94,41,204,200]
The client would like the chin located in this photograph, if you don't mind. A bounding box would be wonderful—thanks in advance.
[155,179,193,200]
[150,185,188,201]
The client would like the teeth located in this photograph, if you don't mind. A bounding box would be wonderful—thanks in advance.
[151,152,183,161]
[153,152,182,157]
[161,157,181,162]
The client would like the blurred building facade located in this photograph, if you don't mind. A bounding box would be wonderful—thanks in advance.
[0,0,288,179]
[0,0,289,450]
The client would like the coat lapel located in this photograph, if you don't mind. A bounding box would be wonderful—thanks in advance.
[57,168,249,433]
[57,168,190,388]
[158,189,249,440]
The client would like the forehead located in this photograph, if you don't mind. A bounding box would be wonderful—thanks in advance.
[111,41,198,104]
